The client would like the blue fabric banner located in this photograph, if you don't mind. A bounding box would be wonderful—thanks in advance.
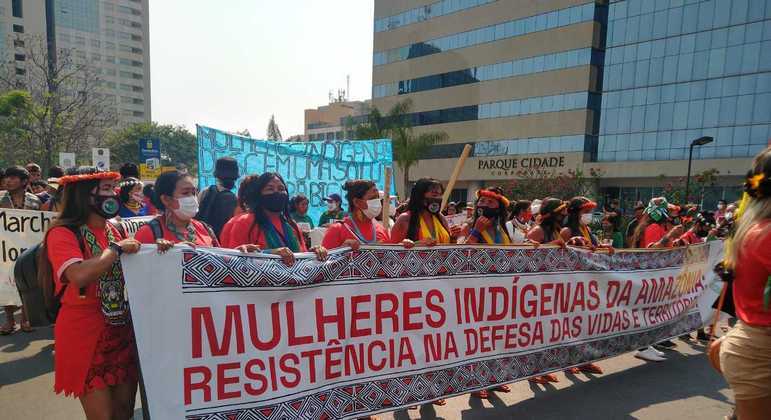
[197,125,394,224]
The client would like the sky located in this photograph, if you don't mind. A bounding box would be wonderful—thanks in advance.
[149,0,374,138]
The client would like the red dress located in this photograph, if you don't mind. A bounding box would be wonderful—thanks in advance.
[47,223,138,397]
[134,215,218,246]
[220,213,307,251]
[732,220,771,327]
[322,216,390,249]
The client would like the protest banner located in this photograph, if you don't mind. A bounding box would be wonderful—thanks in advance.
[122,242,723,419]
[0,209,57,306]
[196,125,395,223]
[114,216,156,237]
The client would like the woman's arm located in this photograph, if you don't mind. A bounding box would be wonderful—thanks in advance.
[389,213,411,243]
[63,239,140,289]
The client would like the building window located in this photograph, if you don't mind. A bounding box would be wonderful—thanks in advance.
[12,0,22,18]
[12,24,24,33]
[13,39,24,48]
[15,67,25,76]
[14,54,25,62]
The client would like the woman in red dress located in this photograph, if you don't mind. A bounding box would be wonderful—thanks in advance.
[717,146,771,420]
[134,171,220,248]
[220,172,327,265]
[322,179,390,250]
[41,167,142,419]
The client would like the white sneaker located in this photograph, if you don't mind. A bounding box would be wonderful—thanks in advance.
[635,347,667,362]
[650,346,666,357]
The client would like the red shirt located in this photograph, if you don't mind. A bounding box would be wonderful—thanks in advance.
[134,215,217,247]
[46,223,123,306]
[732,221,771,327]
[220,212,307,252]
[678,230,703,245]
[322,216,390,249]
[642,223,668,248]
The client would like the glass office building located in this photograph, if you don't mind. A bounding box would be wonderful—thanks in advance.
[373,0,770,205]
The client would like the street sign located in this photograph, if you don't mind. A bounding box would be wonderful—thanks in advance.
[92,148,110,171]
[59,152,76,169]
[139,138,161,180]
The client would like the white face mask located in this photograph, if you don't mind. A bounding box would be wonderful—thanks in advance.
[531,204,541,215]
[580,213,592,226]
[327,201,337,211]
[174,196,199,220]
[362,199,382,220]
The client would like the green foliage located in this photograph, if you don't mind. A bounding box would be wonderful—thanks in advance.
[105,122,197,172]
[349,99,448,193]
[266,115,283,141]
[659,168,720,204]
[502,167,605,201]
[0,90,33,168]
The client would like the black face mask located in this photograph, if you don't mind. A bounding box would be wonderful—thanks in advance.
[696,229,709,238]
[262,192,288,213]
[477,207,500,219]
[91,194,120,219]
[425,197,442,214]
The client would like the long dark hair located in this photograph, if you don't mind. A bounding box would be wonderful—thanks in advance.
[539,197,565,242]
[39,167,104,305]
[406,178,444,240]
[471,187,511,242]
[241,172,300,239]
[565,196,589,237]
[510,200,531,221]
[152,171,191,212]
[289,194,308,213]
[343,179,376,212]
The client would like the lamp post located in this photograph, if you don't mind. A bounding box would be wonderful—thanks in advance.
[685,136,714,204]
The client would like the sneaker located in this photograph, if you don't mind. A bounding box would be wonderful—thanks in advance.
[650,346,666,357]
[635,347,667,362]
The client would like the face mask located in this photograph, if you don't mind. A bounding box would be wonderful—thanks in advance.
[717,204,725,210]
[725,212,733,220]
[477,207,500,219]
[580,213,592,225]
[263,192,288,213]
[362,199,382,220]
[531,204,541,215]
[174,196,199,220]
[327,201,337,211]
[425,197,442,214]
[91,194,120,219]
[131,192,144,203]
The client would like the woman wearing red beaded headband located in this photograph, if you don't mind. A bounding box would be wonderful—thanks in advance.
[39,167,142,418]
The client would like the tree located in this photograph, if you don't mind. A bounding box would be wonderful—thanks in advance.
[0,35,116,171]
[0,90,33,168]
[350,99,448,194]
[266,115,283,141]
[105,122,198,173]
[501,167,605,201]
[659,168,720,205]
[236,129,251,137]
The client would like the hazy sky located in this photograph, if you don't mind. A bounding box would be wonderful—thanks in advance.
[149,0,374,138]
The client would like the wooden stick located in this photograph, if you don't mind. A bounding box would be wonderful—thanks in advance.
[441,144,473,211]
[381,167,393,230]
[709,281,728,343]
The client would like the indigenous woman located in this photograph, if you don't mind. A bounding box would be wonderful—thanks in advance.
[322,180,389,250]
[463,187,514,399]
[41,167,141,419]
[465,187,512,246]
[134,171,219,248]
[525,197,567,384]
[526,198,568,246]
[390,178,455,246]
[505,200,533,243]
[716,146,771,420]
[117,177,147,218]
[559,196,605,375]
[220,173,327,265]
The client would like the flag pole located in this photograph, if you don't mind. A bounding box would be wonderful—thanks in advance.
[441,144,473,211]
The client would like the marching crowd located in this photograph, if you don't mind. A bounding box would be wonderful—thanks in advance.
[0,146,769,419]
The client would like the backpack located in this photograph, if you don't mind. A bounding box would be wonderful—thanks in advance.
[196,185,237,237]
[196,185,220,225]
[14,226,87,326]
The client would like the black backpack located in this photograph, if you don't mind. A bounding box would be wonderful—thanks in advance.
[15,226,87,326]
[196,185,237,237]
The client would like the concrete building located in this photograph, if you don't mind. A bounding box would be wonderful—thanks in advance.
[0,0,150,126]
[304,99,370,141]
[372,0,771,208]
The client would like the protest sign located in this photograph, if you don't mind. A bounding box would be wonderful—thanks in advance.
[446,213,469,228]
[122,242,723,419]
[0,209,57,306]
[114,216,156,237]
[196,125,394,223]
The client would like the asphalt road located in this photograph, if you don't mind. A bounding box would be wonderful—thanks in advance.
[1,323,734,420]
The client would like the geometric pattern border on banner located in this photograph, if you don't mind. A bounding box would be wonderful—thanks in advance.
[184,312,702,420]
[180,245,708,289]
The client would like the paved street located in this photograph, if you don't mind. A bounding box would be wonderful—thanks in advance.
[0,319,734,420]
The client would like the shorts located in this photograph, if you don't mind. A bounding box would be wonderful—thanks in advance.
[719,321,771,400]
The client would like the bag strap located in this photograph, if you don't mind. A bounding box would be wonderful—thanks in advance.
[199,221,220,247]
[197,185,219,221]
[148,217,164,241]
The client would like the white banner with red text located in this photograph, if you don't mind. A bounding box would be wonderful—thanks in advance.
[121,242,724,420]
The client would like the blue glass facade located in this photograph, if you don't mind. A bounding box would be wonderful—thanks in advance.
[375,0,497,33]
[55,0,100,33]
[598,0,771,162]
[374,2,595,66]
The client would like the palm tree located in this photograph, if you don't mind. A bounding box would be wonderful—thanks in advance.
[351,99,448,194]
